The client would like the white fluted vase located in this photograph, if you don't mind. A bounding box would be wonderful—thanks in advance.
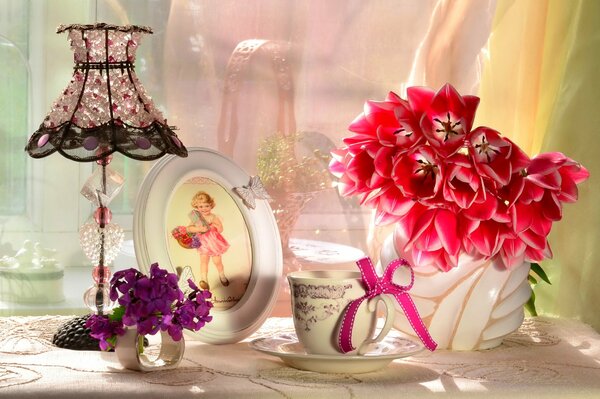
[380,234,531,350]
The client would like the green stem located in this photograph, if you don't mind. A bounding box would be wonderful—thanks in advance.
[137,334,144,355]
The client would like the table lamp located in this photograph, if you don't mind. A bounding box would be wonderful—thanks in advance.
[25,23,187,349]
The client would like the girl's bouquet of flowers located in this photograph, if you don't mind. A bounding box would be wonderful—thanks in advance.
[86,263,213,350]
[330,84,589,271]
[171,225,202,249]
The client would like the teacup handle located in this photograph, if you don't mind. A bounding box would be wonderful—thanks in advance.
[357,294,396,355]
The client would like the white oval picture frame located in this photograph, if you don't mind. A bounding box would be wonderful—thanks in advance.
[133,147,282,344]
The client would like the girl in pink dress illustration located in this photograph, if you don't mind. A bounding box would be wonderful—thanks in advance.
[187,191,230,291]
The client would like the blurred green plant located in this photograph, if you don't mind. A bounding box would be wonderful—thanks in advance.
[525,262,551,316]
[256,132,331,194]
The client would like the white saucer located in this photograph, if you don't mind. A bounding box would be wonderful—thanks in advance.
[249,332,423,374]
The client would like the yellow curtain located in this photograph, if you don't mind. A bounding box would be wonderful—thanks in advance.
[477,0,600,330]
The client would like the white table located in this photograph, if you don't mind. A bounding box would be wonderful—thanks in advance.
[1,316,600,398]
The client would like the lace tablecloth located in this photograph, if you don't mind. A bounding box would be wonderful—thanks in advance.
[1,316,600,398]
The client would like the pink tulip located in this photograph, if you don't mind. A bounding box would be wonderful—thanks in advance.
[345,151,381,191]
[524,237,552,262]
[506,138,531,174]
[443,153,485,209]
[467,127,513,185]
[496,237,527,270]
[365,184,416,225]
[409,84,479,158]
[392,145,443,200]
[395,206,461,271]
[465,219,512,258]
[412,248,460,272]
[461,190,497,221]
[330,147,386,194]
[525,152,589,203]
[347,92,422,152]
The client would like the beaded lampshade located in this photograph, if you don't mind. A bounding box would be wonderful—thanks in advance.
[24,23,187,350]
[26,23,187,161]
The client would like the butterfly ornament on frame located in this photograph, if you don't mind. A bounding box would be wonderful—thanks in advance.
[233,176,271,209]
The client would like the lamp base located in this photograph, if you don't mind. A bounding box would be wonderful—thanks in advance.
[52,314,149,351]
[52,314,102,351]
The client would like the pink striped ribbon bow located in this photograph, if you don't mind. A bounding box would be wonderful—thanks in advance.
[337,257,437,353]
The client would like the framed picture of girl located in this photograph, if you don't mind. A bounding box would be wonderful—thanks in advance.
[167,177,249,311]
[133,147,282,344]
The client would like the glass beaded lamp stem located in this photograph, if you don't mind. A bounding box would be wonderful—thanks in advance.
[25,23,187,350]
[82,157,116,316]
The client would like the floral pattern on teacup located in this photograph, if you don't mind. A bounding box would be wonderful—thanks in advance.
[291,283,352,332]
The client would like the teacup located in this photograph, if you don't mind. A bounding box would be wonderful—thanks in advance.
[288,270,395,356]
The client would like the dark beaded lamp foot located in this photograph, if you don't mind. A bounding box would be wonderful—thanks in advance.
[52,314,101,351]
[52,314,148,351]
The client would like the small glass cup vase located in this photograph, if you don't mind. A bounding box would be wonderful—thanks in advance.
[115,327,185,371]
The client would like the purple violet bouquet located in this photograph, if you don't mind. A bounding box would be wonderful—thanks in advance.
[86,263,213,351]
